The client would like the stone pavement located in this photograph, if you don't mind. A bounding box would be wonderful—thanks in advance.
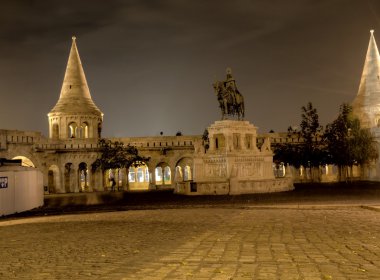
[1,206,380,279]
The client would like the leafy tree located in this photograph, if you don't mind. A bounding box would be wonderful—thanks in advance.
[273,143,302,168]
[275,102,326,180]
[324,103,378,181]
[92,139,149,174]
[299,102,325,168]
[287,126,298,136]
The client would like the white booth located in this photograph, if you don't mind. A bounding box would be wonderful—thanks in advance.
[0,165,43,216]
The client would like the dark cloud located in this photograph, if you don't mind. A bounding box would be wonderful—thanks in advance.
[1,0,380,136]
[0,0,122,45]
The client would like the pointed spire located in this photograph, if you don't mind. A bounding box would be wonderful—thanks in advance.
[352,30,380,128]
[49,36,102,116]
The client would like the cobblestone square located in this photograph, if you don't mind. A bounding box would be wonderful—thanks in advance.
[1,206,380,279]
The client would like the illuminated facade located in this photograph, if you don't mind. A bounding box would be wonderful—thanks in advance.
[1,31,378,193]
[0,38,197,193]
[48,37,103,141]
[352,30,380,179]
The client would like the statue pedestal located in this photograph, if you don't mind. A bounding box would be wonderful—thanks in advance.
[175,120,293,195]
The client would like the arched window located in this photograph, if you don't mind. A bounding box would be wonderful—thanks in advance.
[175,157,193,182]
[155,167,163,185]
[137,167,144,182]
[68,122,78,138]
[128,167,136,182]
[12,156,35,168]
[164,166,171,184]
[82,122,89,138]
[184,165,192,181]
[128,162,149,190]
[79,162,89,191]
[175,166,183,181]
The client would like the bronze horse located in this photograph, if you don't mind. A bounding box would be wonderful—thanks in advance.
[213,81,245,120]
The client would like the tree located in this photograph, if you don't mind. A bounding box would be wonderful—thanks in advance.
[273,143,302,168]
[324,103,378,181]
[92,139,149,185]
[299,102,325,168]
[275,102,325,180]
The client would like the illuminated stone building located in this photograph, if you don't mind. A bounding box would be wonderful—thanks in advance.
[353,30,380,129]
[2,30,377,193]
[352,30,380,179]
[0,37,202,193]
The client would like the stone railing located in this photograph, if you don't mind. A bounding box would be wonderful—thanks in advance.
[0,129,44,150]
[110,136,200,150]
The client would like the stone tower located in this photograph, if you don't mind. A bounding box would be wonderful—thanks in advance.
[48,37,103,140]
[352,30,380,128]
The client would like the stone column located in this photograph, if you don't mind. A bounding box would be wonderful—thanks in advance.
[209,136,215,151]
[226,133,233,152]
[86,169,92,192]
[92,169,103,191]
[151,167,156,188]
[71,166,79,193]
[149,167,155,190]
[54,166,63,193]
[42,166,49,194]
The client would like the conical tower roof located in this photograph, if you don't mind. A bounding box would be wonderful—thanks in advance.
[352,30,380,127]
[49,37,103,116]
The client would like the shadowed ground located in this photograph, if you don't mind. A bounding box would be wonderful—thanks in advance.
[11,181,380,217]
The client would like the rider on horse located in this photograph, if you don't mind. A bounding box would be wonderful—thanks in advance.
[213,68,245,120]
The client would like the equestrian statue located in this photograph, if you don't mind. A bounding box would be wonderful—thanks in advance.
[213,68,245,120]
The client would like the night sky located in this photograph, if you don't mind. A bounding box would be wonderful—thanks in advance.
[0,0,380,137]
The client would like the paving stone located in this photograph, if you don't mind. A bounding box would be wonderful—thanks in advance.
[1,207,380,279]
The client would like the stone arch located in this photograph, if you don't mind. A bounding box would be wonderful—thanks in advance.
[104,168,123,191]
[128,161,150,190]
[175,157,193,182]
[184,165,192,181]
[68,122,78,138]
[64,162,75,192]
[12,156,35,167]
[78,162,90,192]
[48,165,61,193]
[79,122,89,139]
[175,166,183,182]
[155,162,172,186]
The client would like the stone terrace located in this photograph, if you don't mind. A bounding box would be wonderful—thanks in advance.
[1,182,380,279]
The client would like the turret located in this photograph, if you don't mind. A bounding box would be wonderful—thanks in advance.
[352,30,380,128]
[48,37,103,140]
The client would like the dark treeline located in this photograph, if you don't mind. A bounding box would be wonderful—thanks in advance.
[274,102,378,182]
